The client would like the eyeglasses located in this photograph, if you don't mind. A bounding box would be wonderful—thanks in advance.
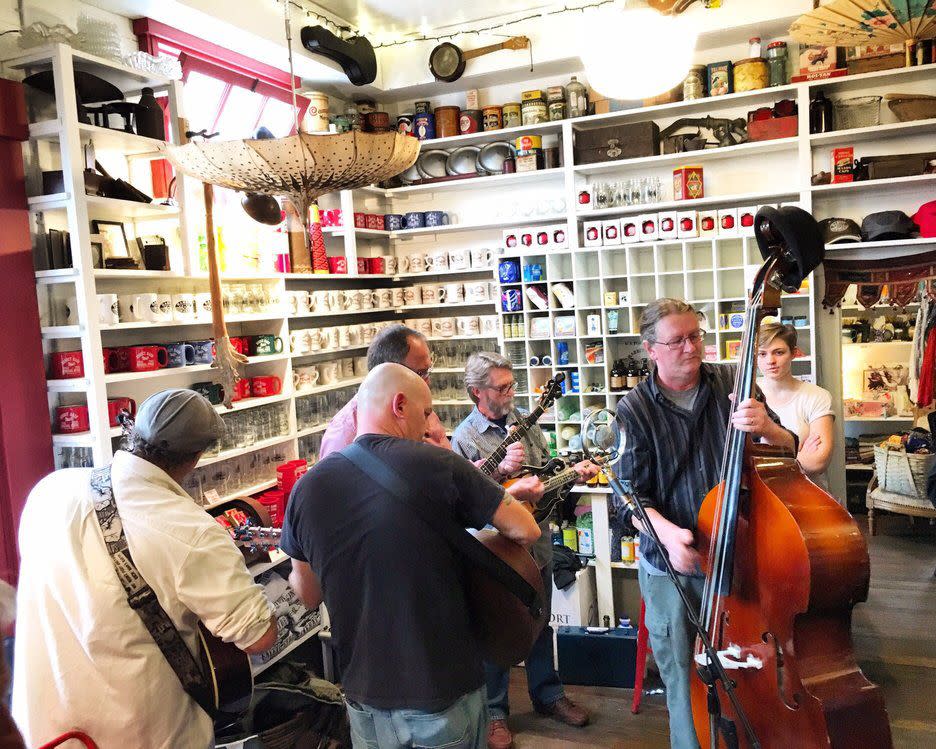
[411,357,435,380]
[486,380,517,395]
[651,329,705,350]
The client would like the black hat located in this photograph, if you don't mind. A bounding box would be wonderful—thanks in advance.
[861,211,917,242]
[754,206,824,293]
[818,217,862,245]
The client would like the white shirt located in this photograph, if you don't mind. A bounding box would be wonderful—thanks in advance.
[12,451,274,749]
[758,379,835,488]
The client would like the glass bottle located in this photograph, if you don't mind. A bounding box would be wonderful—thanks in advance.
[566,76,589,118]
[640,359,651,383]
[766,41,789,87]
[610,360,624,391]
[809,90,833,134]
[626,360,640,389]
[749,36,762,58]
[682,65,706,100]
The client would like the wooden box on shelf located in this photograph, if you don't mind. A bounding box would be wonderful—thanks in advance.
[572,122,660,165]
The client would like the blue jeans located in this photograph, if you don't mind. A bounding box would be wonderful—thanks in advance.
[346,686,487,749]
[638,565,706,749]
[484,563,563,720]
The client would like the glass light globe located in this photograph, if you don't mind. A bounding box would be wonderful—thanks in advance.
[580,7,698,100]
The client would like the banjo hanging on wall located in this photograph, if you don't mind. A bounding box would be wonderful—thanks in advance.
[429,36,531,82]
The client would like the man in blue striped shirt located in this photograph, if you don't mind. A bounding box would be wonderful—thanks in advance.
[615,299,794,749]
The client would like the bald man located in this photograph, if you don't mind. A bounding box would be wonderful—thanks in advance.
[281,364,541,749]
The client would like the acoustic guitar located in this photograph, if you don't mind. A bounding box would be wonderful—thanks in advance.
[197,524,281,715]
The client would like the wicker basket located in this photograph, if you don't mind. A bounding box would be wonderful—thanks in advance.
[873,445,935,499]
[833,95,882,130]
[884,93,936,123]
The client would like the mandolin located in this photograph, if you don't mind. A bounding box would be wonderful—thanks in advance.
[478,373,565,478]
[504,455,607,523]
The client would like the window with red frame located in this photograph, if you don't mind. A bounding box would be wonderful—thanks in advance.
[133,19,309,194]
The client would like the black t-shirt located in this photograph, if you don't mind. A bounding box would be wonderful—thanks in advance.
[280,433,506,711]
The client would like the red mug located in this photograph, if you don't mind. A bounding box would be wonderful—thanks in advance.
[250,375,282,397]
[127,345,169,372]
[102,348,122,374]
[49,350,84,379]
[353,212,367,229]
[356,258,368,274]
[367,257,385,274]
[229,336,249,355]
[107,397,137,427]
[55,404,89,434]
[231,378,252,402]
[327,256,348,274]
[365,214,382,230]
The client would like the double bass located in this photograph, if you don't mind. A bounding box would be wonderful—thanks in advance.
[691,206,893,748]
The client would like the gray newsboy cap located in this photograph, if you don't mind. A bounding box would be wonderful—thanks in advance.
[134,388,224,453]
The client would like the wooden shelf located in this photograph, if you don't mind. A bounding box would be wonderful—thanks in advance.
[810,117,936,147]
[198,434,295,467]
[30,120,168,156]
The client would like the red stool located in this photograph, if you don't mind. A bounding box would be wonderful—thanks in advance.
[631,598,651,714]
[39,732,99,749]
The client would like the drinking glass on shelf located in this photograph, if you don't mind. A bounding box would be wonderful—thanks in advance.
[594,182,610,210]
[627,178,641,206]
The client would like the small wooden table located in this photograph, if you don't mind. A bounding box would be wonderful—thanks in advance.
[866,475,936,535]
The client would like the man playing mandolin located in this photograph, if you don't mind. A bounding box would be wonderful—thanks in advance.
[614,299,794,749]
[451,351,600,749]
[282,363,541,749]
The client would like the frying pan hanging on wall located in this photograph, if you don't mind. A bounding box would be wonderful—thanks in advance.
[429,36,530,82]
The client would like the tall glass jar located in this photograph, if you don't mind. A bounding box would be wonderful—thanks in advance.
[566,75,588,117]
[766,41,789,86]
[683,65,706,100]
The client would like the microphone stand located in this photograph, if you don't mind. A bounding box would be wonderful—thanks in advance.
[600,465,760,749]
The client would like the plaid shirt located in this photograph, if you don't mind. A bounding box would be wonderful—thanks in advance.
[451,406,553,567]
[614,363,791,573]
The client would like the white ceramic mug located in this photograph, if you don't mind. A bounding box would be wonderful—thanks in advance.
[359,289,374,310]
[427,251,449,272]
[306,328,326,352]
[348,324,363,345]
[326,290,345,312]
[290,330,310,355]
[374,288,393,309]
[360,323,376,344]
[411,318,433,337]
[193,292,212,321]
[391,287,406,307]
[382,255,399,275]
[456,315,480,336]
[130,293,160,322]
[464,281,490,304]
[480,315,500,336]
[448,248,470,270]
[470,248,492,268]
[337,325,351,348]
[61,295,79,325]
[420,285,441,305]
[403,286,419,306]
[308,290,328,313]
[340,357,355,379]
[403,254,428,273]
[171,293,195,321]
[353,356,368,376]
[343,289,363,312]
[442,282,464,303]
[97,294,119,325]
[320,326,340,351]
[117,294,136,322]
[320,360,340,385]
[293,366,320,392]
[154,293,173,322]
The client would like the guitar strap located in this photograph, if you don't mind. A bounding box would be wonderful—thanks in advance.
[341,442,544,620]
[89,466,216,717]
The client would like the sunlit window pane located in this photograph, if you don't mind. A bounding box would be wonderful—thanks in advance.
[258,98,300,137]
[182,71,226,134]
[213,85,265,139]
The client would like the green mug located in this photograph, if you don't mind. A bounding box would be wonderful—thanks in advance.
[192,381,225,405]
[249,334,284,356]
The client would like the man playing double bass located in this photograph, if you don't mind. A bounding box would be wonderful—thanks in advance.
[613,299,794,749]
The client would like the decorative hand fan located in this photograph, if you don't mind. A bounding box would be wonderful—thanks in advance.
[790,0,936,66]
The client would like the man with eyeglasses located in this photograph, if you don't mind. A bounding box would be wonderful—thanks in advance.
[451,351,600,749]
[614,298,794,749]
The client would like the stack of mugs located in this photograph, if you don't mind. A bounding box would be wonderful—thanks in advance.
[404,315,500,339]
[405,280,496,307]
[293,356,368,393]
[93,291,214,326]
[286,288,406,316]
[289,320,399,355]
[400,247,492,274]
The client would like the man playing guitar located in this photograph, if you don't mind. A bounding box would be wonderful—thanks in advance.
[451,352,600,749]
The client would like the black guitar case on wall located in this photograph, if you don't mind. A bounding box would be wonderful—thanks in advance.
[300,26,377,86]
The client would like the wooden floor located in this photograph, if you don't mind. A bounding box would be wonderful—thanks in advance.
[505,514,936,748]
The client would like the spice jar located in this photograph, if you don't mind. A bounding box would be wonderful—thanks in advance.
[682,65,706,100]
[521,96,548,125]
[766,41,789,86]
[733,57,769,92]
[548,100,567,121]
[502,102,522,128]
[346,104,363,132]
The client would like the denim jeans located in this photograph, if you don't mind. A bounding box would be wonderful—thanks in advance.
[345,686,487,749]
[484,563,563,720]
[638,565,706,749]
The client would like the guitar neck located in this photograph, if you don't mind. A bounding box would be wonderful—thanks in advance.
[480,407,542,476]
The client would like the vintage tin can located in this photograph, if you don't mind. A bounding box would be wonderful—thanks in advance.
[515,134,542,155]
[397,113,414,136]
[459,109,482,134]
[673,165,704,200]
[414,112,435,140]
[414,100,432,114]
[521,98,548,125]
[521,89,544,102]
[548,101,567,121]
[546,85,566,103]
[503,103,522,128]
[733,57,769,92]
[482,105,503,131]
[433,106,460,138]
[303,91,329,132]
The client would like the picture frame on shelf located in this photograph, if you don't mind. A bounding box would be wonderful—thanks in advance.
[136,235,170,271]
[92,220,140,269]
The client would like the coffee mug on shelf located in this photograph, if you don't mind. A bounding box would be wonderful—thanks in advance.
[384,214,404,231]
[427,251,449,272]
[382,255,399,275]
[337,325,352,348]
[50,350,84,379]
[319,360,340,385]
[480,315,500,336]
[250,375,282,398]
[231,378,252,402]
[340,357,355,379]
[290,330,310,355]
[63,295,79,326]
[391,287,406,307]
[442,283,464,303]
[55,404,89,434]
[464,281,491,304]
[403,287,419,306]
[419,285,441,305]
[327,256,348,274]
[353,356,368,377]
[456,315,480,336]
[117,295,136,322]
[107,397,137,427]
[165,342,196,368]
[305,328,326,352]
[360,289,374,310]
[320,327,340,351]
[189,339,214,365]
[127,345,169,372]
[192,381,225,405]
[359,323,376,344]
[128,293,158,323]
[412,318,433,336]
[293,366,319,392]
[325,290,345,312]
[249,335,283,356]
[373,288,393,309]
[229,336,249,355]
[102,347,122,374]
[432,316,456,338]
[425,210,448,227]
[367,257,386,275]
[346,325,362,346]
[470,248,492,269]
[404,211,425,229]
[193,292,212,321]
[448,249,470,270]
[97,294,119,325]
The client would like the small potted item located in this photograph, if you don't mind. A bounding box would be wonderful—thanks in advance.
[717,208,739,237]
[551,224,568,249]
[583,221,603,247]
[638,213,659,242]
[503,229,519,249]
[621,217,640,243]
[602,220,620,245]
[699,210,718,237]
[536,228,551,249]
[677,210,699,238]
[658,211,678,240]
